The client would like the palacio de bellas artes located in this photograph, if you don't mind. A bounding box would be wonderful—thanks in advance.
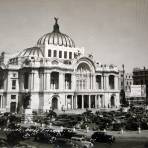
[0,17,120,115]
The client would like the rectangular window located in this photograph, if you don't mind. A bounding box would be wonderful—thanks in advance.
[0,79,3,89]
[24,73,29,89]
[74,52,77,58]
[54,50,57,57]
[48,50,51,57]
[69,52,72,59]
[64,51,67,59]
[12,80,16,89]
[13,73,16,77]
[11,95,16,100]
[59,51,62,58]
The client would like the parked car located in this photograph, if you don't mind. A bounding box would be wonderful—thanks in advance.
[73,133,95,144]
[60,129,77,139]
[34,130,56,143]
[14,143,37,148]
[54,138,75,148]
[91,132,115,143]
[7,130,24,145]
[71,136,94,148]
[0,138,8,148]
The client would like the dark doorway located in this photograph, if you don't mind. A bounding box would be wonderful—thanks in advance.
[10,102,16,113]
[52,97,58,109]
[84,95,89,108]
[111,96,115,107]
[91,95,95,108]
[77,95,82,109]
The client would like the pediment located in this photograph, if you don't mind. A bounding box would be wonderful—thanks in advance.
[51,60,59,65]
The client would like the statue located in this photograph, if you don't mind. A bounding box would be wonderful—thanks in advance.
[54,17,59,24]
[53,17,59,32]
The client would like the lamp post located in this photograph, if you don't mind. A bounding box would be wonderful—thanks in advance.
[122,64,125,91]
[144,67,147,108]
[120,64,126,106]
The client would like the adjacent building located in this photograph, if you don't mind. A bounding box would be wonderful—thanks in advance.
[132,67,148,105]
[119,70,133,98]
[0,18,120,113]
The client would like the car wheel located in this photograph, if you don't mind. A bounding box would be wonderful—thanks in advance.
[49,137,56,144]
[35,136,40,141]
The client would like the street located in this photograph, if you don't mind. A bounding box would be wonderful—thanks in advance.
[20,137,148,148]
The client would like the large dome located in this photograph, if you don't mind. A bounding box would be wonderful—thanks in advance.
[37,18,75,48]
[18,47,44,57]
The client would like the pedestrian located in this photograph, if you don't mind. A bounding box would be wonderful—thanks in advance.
[86,126,89,133]
[73,126,76,132]
[104,129,106,133]
[138,127,141,134]
[121,128,124,134]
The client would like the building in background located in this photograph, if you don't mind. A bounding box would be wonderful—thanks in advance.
[0,18,120,113]
[119,67,133,106]
[119,70,133,96]
[132,67,148,105]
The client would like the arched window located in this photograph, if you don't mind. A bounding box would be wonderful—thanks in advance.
[52,97,58,109]
[76,63,91,90]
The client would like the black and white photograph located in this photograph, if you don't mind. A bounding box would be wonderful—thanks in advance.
[0,0,148,147]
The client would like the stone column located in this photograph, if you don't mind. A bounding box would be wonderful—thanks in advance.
[88,95,91,109]
[91,75,93,90]
[81,75,83,90]
[101,76,104,90]
[103,75,106,90]
[34,71,39,91]
[115,76,119,90]
[44,73,47,90]
[105,75,109,90]
[29,73,34,90]
[76,96,78,109]
[28,73,31,90]
[97,95,100,108]
[87,73,90,90]
[46,72,51,90]
[89,73,91,90]
[71,95,73,109]
[93,74,96,90]
[65,95,67,110]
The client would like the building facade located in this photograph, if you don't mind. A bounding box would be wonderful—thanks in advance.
[0,18,120,113]
[119,70,133,97]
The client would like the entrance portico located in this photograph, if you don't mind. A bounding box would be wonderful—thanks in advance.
[71,94,105,110]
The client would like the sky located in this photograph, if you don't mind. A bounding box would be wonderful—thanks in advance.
[0,0,148,72]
